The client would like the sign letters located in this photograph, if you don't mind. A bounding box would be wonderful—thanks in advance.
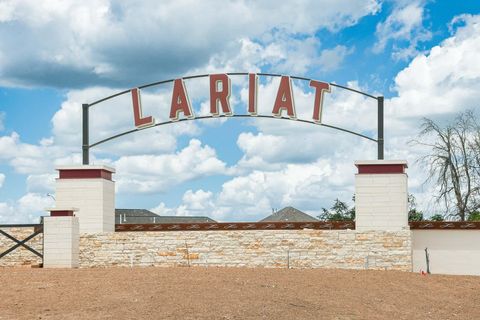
[130,73,330,128]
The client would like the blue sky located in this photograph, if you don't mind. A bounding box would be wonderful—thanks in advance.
[0,0,479,223]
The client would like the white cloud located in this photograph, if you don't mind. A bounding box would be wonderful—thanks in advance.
[233,77,378,172]
[0,193,54,223]
[151,189,228,219]
[0,132,61,174]
[26,174,56,193]
[151,157,357,221]
[318,45,355,72]
[388,14,480,120]
[373,1,431,60]
[382,14,480,212]
[3,7,480,224]
[0,0,380,88]
[115,139,228,194]
[0,173,5,188]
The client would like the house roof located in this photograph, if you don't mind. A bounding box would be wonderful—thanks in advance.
[259,206,318,222]
[115,209,216,224]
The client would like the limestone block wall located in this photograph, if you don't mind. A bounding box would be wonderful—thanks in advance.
[79,230,412,271]
[0,227,43,267]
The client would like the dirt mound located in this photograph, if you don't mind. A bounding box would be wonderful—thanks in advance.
[1,267,479,319]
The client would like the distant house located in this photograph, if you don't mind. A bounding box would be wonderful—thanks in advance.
[259,206,318,222]
[115,209,217,224]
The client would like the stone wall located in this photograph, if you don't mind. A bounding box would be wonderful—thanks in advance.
[0,227,43,267]
[79,230,412,271]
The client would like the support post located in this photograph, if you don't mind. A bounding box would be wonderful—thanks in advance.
[82,103,89,165]
[377,96,384,160]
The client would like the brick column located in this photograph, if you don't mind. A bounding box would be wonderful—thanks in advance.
[55,165,115,233]
[43,208,79,268]
[355,160,409,231]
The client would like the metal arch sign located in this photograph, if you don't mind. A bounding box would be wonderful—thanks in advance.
[81,73,384,164]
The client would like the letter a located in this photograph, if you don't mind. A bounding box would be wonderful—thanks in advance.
[309,80,330,123]
[170,79,194,121]
[210,74,232,116]
[131,88,154,128]
[272,76,296,119]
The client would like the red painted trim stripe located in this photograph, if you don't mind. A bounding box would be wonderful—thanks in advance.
[50,211,75,217]
[357,164,405,174]
[58,169,112,180]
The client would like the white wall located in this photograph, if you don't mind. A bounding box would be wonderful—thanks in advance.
[412,230,480,275]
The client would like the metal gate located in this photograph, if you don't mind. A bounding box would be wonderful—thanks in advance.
[0,223,43,265]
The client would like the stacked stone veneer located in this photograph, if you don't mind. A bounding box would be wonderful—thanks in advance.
[0,227,43,267]
[79,230,412,271]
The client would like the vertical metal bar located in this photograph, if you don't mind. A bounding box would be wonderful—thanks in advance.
[82,104,89,165]
[377,96,384,160]
[425,247,430,274]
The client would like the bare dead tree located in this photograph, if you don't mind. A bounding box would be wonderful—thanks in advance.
[413,111,480,221]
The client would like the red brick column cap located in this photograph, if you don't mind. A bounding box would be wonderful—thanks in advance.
[45,207,79,217]
[56,165,115,180]
[355,160,408,174]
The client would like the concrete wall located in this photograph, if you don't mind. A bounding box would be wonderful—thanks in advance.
[0,227,43,267]
[412,230,480,276]
[79,230,412,271]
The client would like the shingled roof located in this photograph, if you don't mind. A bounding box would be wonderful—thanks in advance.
[259,206,318,222]
[115,209,217,224]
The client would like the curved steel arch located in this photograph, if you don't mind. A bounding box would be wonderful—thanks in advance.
[82,73,384,164]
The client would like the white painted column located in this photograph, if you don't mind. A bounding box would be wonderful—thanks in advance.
[355,160,409,231]
[43,208,79,268]
[55,165,115,233]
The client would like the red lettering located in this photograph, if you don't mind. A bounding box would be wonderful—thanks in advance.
[170,79,194,121]
[210,74,232,116]
[248,73,258,115]
[310,80,330,123]
[131,88,154,128]
[272,76,296,118]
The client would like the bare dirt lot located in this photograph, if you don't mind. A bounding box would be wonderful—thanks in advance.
[0,267,479,320]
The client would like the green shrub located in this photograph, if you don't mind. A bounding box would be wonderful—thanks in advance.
[408,209,423,222]
[467,211,480,221]
[429,214,444,221]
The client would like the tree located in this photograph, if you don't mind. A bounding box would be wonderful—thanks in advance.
[408,194,423,222]
[414,111,480,221]
[318,198,355,221]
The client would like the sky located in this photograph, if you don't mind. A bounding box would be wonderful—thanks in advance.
[0,0,479,223]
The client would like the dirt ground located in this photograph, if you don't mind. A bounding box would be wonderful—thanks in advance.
[0,267,479,320]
